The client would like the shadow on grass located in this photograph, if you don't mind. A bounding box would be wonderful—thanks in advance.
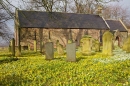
[0,53,13,57]
[76,56,87,62]
[0,75,27,86]
[0,57,18,64]
[20,51,42,57]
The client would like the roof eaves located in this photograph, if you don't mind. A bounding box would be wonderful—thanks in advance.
[102,17,110,30]
[119,19,128,32]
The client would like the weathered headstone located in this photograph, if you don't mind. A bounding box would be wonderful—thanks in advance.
[11,38,15,56]
[15,45,21,57]
[9,41,12,52]
[122,35,130,53]
[93,39,100,52]
[34,40,37,52]
[9,45,11,52]
[66,43,76,62]
[28,43,31,51]
[56,40,64,55]
[102,31,113,55]
[80,35,92,55]
[57,44,64,55]
[9,38,15,56]
[45,42,54,60]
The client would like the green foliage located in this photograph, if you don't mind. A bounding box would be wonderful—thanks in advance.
[0,49,130,86]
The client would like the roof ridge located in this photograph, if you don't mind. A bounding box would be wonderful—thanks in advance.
[18,10,100,16]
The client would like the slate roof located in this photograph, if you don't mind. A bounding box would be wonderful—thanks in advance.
[106,20,127,32]
[17,10,109,30]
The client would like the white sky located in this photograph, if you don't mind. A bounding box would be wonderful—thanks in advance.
[119,0,130,9]
[110,0,130,11]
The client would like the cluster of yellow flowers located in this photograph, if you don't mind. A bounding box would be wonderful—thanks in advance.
[0,49,130,86]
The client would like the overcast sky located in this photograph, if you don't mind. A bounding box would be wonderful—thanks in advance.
[111,0,130,11]
[119,0,130,9]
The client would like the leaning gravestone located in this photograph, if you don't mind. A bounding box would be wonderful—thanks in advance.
[80,35,92,55]
[45,42,54,60]
[102,31,113,55]
[122,35,130,53]
[66,43,76,62]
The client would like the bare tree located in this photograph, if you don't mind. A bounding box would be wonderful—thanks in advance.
[0,1,14,42]
[102,4,130,25]
[23,0,58,12]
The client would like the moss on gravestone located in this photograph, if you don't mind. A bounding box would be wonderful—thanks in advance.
[80,35,93,55]
[34,40,37,52]
[57,45,64,55]
[68,40,73,43]
[93,39,100,52]
[122,35,130,53]
[102,31,113,56]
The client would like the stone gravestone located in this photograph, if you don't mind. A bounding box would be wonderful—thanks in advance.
[28,43,31,51]
[9,38,15,56]
[80,35,92,55]
[122,35,130,53]
[102,31,113,55]
[66,43,76,62]
[57,44,64,55]
[93,39,100,52]
[34,40,37,52]
[56,40,64,55]
[45,42,54,60]
[9,41,12,52]
[11,38,15,56]
[15,45,21,57]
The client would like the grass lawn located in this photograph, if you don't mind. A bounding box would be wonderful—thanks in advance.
[0,48,130,86]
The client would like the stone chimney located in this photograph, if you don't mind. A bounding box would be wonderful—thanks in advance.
[97,5,102,16]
